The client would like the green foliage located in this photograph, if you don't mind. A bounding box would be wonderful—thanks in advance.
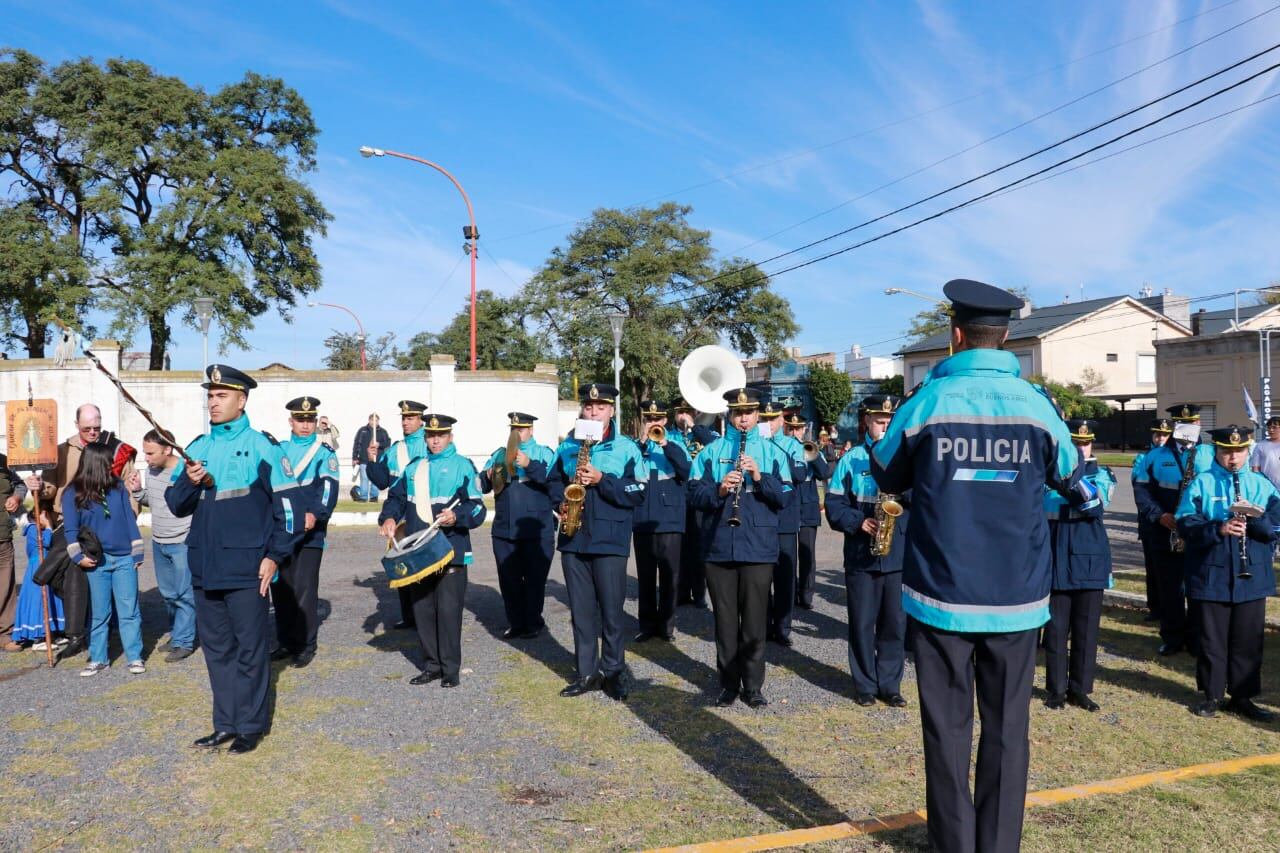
[0,201,90,356]
[0,49,330,368]
[877,374,905,396]
[322,330,398,371]
[396,290,547,371]
[1029,374,1112,419]
[807,363,853,428]
[520,203,798,419]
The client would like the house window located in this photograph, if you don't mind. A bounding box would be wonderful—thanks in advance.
[1200,405,1216,430]
[909,362,930,387]
[1106,353,1118,362]
[1012,350,1033,377]
[1136,353,1156,384]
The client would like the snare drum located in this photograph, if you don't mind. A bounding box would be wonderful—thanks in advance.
[382,527,455,589]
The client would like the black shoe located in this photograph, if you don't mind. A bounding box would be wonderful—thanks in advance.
[410,670,442,686]
[193,731,236,749]
[516,626,542,640]
[633,630,656,643]
[742,691,769,709]
[659,633,676,642]
[55,635,86,663]
[560,674,604,697]
[1223,697,1275,722]
[1067,691,1100,712]
[795,600,814,611]
[1193,698,1219,718]
[441,676,459,688]
[715,688,738,707]
[1045,693,1067,710]
[501,627,518,639]
[270,647,293,662]
[227,733,262,755]
[291,651,315,669]
[165,647,195,663]
[880,693,908,708]
[1157,642,1183,657]
[603,672,629,701]
[157,640,174,652]
[854,693,876,707]
[771,634,793,648]
[392,620,414,631]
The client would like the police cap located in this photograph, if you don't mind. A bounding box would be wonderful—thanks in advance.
[639,400,668,418]
[943,279,1024,327]
[507,411,537,428]
[424,414,457,433]
[202,364,257,392]
[579,383,618,405]
[1150,418,1174,434]
[759,401,783,419]
[1067,418,1097,442]
[397,400,427,417]
[1166,403,1201,422]
[859,394,901,415]
[1209,424,1251,448]
[723,387,762,410]
[286,396,321,417]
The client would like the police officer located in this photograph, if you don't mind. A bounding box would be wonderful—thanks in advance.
[1175,425,1279,721]
[825,394,908,708]
[688,387,792,709]
[271,396,339,669]
[1131,418,1173,622]
[1132,403,1214,656]
[366,400,429,630]
[871,280,1082,853]
[166,364,303,755]
[632,400,693,642]
[760,401,803,647]
[1043,419,1116,713]
[674,401,718,609]
[782,411,830,610]
[378,414,486,688]
[478,412,556,640]
[550,383,648,701]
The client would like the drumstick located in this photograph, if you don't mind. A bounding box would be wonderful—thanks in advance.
[384,497,462,549]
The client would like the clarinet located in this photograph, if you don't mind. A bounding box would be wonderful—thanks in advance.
[1233,470,1252,580]
[727,434,746,528]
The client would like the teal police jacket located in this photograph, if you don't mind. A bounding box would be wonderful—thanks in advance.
[1175,463,1280,603]
[687,426,792,564]
[871,349,1082,633]
[550,427,649,557]
[366,427,426,490]
[797,449,830,528]
[1130,448,1151,537]
[478,437,557,540]
[166,413,303,590]
[1133,442,1214,532]
[826,436,908,573]
[379,443,487,566]
[633,433,692,535]
[1044,459,1115,591]
[771,433,805,534]
[283,432,340,550]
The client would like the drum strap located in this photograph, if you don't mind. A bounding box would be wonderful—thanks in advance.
[292,441,323,483]
[409,458,434,523]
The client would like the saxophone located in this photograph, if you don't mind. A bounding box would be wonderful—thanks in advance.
[1169,443,1199,553]
[870,492,903,557]
[559,437,596,538]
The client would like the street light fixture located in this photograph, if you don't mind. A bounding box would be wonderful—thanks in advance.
[608,310,627,431]
[359,145,479,370]
[886,286,954,355]
[194,297,216,433]
[307,300,368,370]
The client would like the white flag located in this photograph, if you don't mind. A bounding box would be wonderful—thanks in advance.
[1243,384,1259,426]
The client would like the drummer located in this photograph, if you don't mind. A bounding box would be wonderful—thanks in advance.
[378,414,486,687]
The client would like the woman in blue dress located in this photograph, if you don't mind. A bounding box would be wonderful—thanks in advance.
[9,507,65,646]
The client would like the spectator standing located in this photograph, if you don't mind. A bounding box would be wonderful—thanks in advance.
[1249,416,1280,489]
[351,414,390,502]
[9,507,62,648]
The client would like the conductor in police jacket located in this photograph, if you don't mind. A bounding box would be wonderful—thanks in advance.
[871,280,1083,853]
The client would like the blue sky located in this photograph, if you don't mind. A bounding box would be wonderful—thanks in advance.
[8,0,1280,371]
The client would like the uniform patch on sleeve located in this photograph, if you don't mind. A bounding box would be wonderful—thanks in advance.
[328,455,339,472]
[281,456,294,477]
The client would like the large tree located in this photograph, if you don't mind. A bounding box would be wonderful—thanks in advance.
[397,290,547,371]
[807,362,853,428]
[0,201,90,356]
[522,203,798,418]
[0,49,330,367]
[322,330,398,371]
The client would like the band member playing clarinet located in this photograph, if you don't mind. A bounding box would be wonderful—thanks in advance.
[549,383,648,701]
[687,387,791,709]
[379,415,485,688]
[825,394,907,708]
[1175,425,1279,721]
[1042,419,1115,713]
[632,401,692,643]
[478,412,556,640]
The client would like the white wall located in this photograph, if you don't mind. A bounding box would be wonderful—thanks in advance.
[0,343,561,479]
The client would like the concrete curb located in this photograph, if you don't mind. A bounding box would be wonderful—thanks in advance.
[1104,587,1280,629]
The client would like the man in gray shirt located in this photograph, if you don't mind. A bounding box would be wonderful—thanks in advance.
[130,429,196,662]
[1250,416,1280,489]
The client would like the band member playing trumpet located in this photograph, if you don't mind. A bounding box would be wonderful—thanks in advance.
[479,412,556,641]
[367,400,429,631]
[687,387,792,708]
[825,394,908,707]
[760,401,804,647]
[1042,419,1116,713]
[1131,418,1173,622]
[1175,425,1279,721]
[632,401,692,642]
[782,408,830,610]
[673,401,718,609]
[549,383,648,701]
[378,415,486,688]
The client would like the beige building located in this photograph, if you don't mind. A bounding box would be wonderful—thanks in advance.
[898,293,1193,397]
[1154,328,1279,429]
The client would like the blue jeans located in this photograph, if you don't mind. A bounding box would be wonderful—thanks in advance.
[85,554,143,664]
[358,463,380,501]
[152,541,197,649]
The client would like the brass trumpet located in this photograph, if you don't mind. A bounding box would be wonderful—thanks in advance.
[647,423,666,444]
[803,440,819,462]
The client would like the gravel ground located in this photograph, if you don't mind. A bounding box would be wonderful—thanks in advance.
[0,478,1187,850]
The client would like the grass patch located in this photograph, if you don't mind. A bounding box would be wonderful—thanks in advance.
[7,712,44,733]
[8,753,76,777]
[1096,452,1137,467]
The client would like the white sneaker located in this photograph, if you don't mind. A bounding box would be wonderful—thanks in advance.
[32,638,68,652]
[79,662,109,677]
[127,660,146,675]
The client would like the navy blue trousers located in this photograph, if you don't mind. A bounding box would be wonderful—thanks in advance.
[273,547,322,656]
[795,525,818,607]
[677,507,707,605]
[493,535,553,633]
[768,533,797,639]
[634,531,682,636]
[561,553,628,679]
[195,585,271,735]
[844,569,905,696]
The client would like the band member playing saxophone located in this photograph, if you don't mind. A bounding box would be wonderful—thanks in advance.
[825,394,908,708]
[687,387,791,709]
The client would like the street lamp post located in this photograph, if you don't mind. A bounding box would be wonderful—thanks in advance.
[360,146,479,371]
[886,287,955,356]
[608,310,627,433]
[307,300,367,370]
[194,297,215,433]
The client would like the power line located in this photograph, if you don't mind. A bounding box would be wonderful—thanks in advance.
[395,254,466,336]
[486,0,1247,246]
